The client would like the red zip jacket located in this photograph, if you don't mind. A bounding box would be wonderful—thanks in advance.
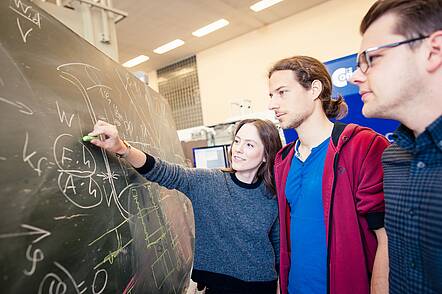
[275,123,389,294]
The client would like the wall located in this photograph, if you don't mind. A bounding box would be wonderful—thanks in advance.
[147,70,159,92]
[196,0,376,126]
[35,0,120,61]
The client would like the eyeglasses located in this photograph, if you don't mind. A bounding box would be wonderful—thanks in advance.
[356,35,429,73]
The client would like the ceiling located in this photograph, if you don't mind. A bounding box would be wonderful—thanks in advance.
[112,0,329,73]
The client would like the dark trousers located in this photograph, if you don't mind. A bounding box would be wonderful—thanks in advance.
[198,280,277,294]
[192,269,277,294]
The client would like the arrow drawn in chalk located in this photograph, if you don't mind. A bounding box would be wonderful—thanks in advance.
[0,96,33,115]
[17,18,32,43]
[0,224,51,244]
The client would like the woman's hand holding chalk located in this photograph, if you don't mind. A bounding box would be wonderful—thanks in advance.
[82,135,98,142]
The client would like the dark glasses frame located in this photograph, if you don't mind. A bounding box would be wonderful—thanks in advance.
[356,35,429,73]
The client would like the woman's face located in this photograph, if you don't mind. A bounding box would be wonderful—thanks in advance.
[231,123,265,175]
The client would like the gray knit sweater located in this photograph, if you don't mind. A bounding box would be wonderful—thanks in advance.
[135,154,280,282]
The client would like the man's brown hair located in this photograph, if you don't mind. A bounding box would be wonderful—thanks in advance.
[360,0,442,40]
[268,56,348,120]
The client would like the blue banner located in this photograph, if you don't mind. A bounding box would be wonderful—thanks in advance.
[283,54,399,144]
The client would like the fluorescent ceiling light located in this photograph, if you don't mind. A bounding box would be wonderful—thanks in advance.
[122,55,149,68]
[153,39,185,54]
[250,0,284,12]
[192,19,229,37]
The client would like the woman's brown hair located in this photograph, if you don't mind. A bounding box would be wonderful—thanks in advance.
[225,118,282,196]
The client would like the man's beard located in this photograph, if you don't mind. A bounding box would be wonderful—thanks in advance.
[285,113,307,129]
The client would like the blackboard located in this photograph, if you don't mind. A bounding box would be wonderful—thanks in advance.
[0,1,195,293]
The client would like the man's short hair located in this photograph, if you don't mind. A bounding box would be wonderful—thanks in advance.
[360,0,442,40]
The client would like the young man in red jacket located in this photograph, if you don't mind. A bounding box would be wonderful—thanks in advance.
[268,55,389,294]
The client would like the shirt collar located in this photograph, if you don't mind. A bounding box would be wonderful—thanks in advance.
[393,115,442,152]
[427,115,442,151]
[230,172,262,189]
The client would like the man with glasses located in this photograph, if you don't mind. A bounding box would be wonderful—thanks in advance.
[350,1,442,293]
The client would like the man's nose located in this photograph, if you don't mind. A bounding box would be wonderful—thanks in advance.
[349,68,365,85]
[268,97,278,110]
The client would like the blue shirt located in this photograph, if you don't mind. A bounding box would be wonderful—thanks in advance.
[285,138,329,294]
[383,115,442,294]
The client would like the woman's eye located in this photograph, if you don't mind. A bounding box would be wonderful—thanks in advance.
[247,143,254,148]
[278,90,285,96]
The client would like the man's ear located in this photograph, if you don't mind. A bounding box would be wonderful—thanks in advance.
[311,79,323,101]
[427,30,442,73]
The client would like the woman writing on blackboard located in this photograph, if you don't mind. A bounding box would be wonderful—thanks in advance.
[89,118,281,294]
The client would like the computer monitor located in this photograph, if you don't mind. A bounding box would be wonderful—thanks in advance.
[192,145,228,168]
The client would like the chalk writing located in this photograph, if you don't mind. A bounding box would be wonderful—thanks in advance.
[0,224,51,244]
[23,132,48,176]
[0,96,33,115]
[1,3,194,291]
[53,214,89,221]
[9,0,41,43]
[9,0,41,27]
[91,269,108,294]
[23,244,44,276]
[38,262,87,294]
[55,101,75,128]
